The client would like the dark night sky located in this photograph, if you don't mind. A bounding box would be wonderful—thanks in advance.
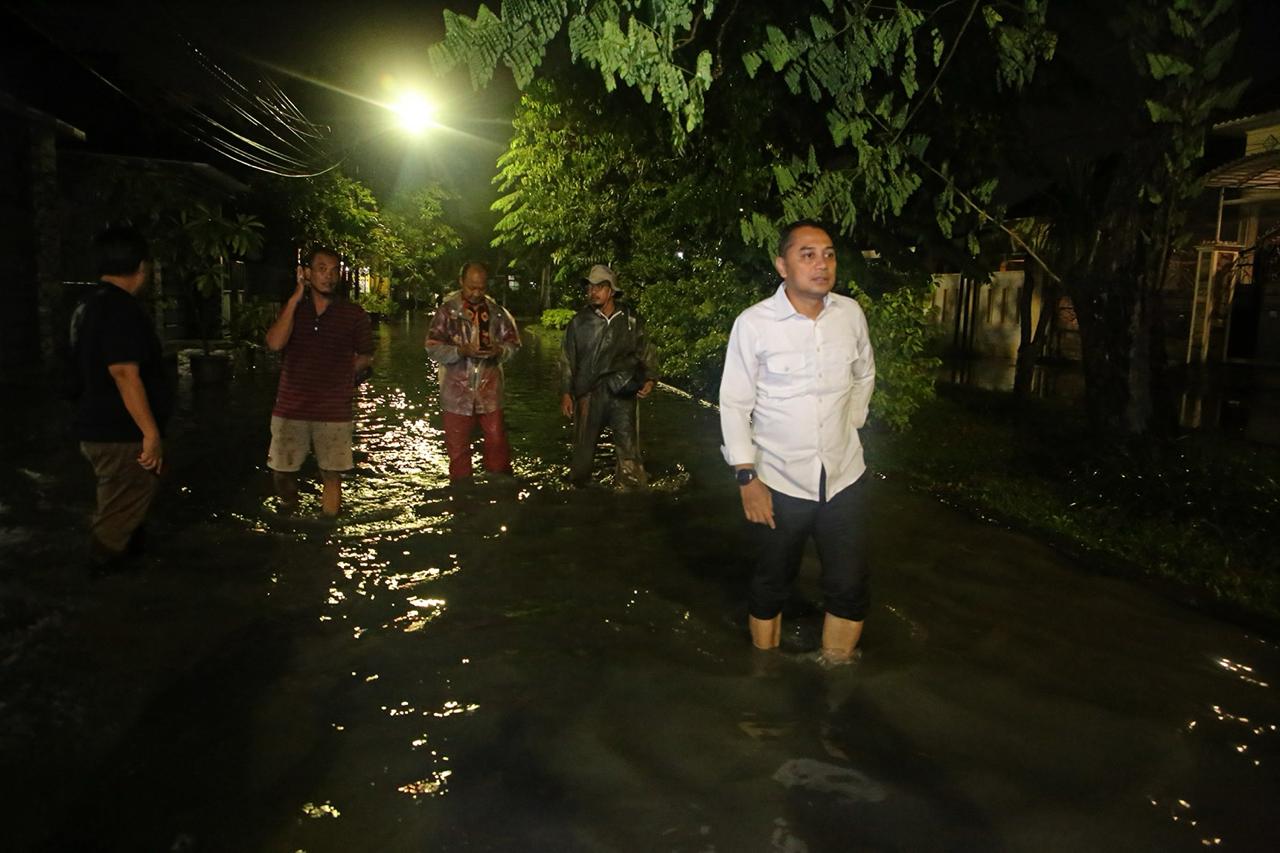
[2,1,515,240]
[4,0,1280,244]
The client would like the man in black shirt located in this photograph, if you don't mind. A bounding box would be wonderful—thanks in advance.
[70,226,172,571]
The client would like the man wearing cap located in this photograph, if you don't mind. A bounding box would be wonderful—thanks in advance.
[427,261,521,483]
[559,264,659,487]
[719,220,875,665]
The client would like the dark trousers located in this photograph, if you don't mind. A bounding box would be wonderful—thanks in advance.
[443,410,512,481]
[571,390,645,486]
[80,441,160,557]
[748,476,870,621]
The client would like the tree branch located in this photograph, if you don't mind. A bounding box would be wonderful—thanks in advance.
[917,157,1063,284]
[890,0,981,147]
[674,11,704,50]
[714,0,743,78]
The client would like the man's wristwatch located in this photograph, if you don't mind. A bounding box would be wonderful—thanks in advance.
[735,468,757,487]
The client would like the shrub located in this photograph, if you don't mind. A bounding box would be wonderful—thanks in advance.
[850,276,940,432]
[539,307,576,329]
[356,291,398,317]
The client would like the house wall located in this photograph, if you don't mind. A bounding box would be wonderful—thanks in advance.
[1244,125,1280,155]
[932,271,1033,359]
[0,116,51,375]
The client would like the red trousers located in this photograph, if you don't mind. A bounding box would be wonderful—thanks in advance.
[443,410,512,481]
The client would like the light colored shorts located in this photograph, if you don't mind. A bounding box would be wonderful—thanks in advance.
[267,416,354,473]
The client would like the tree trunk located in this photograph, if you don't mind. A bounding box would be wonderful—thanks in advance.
[1014,266,1058,399]
[1072,279,1135,434]
[1124,293,1153,433]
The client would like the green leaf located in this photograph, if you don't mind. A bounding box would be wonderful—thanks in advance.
[1203,31,1239,79]
[742,51,762,77]
[1203,0,1234,28]
[695,49,713,86]
[762,25,793,71]
[810,14,836,40]
[1146,53,1195,80]
[772,162,797,192]
[1145,98,1179,123]
[1166,9,1195,39]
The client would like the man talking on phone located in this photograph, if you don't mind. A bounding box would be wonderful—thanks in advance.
[265,246,374,517]
[426,261,521,483]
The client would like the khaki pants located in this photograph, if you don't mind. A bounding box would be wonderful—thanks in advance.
[80,441,160,556]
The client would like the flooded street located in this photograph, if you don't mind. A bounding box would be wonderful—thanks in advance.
[4,316,1280,852]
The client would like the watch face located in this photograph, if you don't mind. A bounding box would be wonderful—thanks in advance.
[736,469,756,486]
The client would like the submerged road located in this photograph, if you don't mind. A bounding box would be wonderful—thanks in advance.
[2,316,1278,851]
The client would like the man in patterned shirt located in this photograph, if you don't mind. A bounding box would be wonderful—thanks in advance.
[426,261,521,483]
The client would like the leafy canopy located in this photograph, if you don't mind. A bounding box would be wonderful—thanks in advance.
[433,1,1055,247]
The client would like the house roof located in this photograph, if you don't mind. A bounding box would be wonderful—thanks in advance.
[63,151,248,194]
[1213,109,1280,136]
[1204,149,1280,189]
[0,89,85,140]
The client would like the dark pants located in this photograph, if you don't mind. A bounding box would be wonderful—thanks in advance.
[443,410,512,481]
[748,476,870,621]
[571,389,645,486]
[80,441,160,558]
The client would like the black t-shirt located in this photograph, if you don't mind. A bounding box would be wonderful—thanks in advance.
[71,282,173,441]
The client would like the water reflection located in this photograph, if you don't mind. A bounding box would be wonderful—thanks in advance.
[941,356,1280,444]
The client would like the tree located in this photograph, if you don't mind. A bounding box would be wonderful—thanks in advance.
[439,3,1047,417]
[434,1,1246,435]
[383,186,463,307]
[1077,0,1244,433]
[171,202,264,351]
[1004,0,1245,432]
[60,156,265,350]
[491,74,941,416]
[491,76,772,394]
[266,169,389,269]
[433,1,1053,245]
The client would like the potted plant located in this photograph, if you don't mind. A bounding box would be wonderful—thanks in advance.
[228,297,281,368]
[178,203,264,384]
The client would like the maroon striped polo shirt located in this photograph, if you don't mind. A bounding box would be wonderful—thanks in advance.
[272,297,374,422]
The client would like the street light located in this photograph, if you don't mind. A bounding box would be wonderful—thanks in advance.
[393,92,436,135]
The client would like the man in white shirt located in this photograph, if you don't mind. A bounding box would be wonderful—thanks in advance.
[719,220,876,663]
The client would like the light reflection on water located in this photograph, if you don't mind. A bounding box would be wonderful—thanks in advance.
[1215,656,1271,688]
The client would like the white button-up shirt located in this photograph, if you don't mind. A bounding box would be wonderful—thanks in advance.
[719,283,875,501]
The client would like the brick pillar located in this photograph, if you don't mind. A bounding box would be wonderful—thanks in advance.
[0,118,40,375]
[30,128,64,364]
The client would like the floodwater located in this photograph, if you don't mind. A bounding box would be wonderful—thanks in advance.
[3,316,1279,852]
